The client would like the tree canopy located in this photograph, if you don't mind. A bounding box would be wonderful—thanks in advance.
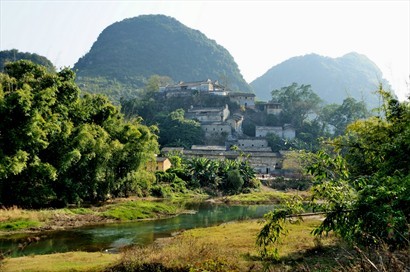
[0,61,158,208]
[257,86,409,258]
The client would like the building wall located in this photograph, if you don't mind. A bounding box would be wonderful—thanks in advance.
[229,93,255,109]
[265,103,282,115]
[202,123,231,137]
[255,126,282,138]
[187,105,230,122]
[237,138,268,149]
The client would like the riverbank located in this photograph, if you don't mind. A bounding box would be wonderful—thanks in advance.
[0,190,294,235]
[2,199,407,271]
[0,217,347,272]
[0,198,188,235]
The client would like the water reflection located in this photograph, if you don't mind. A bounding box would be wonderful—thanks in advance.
[0,203,275,257]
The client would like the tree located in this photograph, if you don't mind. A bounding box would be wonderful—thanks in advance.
[271,83,322,130]
[319,97,369,136]
[257,87,409,257]
[0,61,159,207]
[156,109,204,148]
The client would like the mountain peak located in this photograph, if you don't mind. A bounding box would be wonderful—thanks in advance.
[250,53,390,109]
[74,14,251,92]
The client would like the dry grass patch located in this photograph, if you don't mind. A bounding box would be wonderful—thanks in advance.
[2,251,119,272]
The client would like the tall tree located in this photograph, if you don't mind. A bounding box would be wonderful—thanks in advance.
[319,97,369,136]
[271,83,322,130]
[0,61,158,207]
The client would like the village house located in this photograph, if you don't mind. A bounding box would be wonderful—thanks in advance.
[229,92,256,109]
[237,138,269,150]
[255,124,296,140]
[159,79,226,98]
[202,122,232,137]
[186,104,230,123]
[262,101,282,115]
[147,156,172,172]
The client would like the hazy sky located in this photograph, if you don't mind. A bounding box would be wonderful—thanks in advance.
[1,0,409,100]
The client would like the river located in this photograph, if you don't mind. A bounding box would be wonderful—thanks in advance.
[0,202,275,257]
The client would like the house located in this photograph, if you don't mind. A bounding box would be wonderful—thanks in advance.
[255,125,296,140]
[186,105,230,123]
[202,122,232,137]
[147,157,172,172]
[226,113,243,134]
[255,126,283,138]
[159,79,226,97]
[237,138,269,150]
[263,102,282,115]
[229,92,256,109]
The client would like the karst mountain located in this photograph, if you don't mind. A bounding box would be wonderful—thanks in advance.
[251,52,390,109]
[74,14,251,93]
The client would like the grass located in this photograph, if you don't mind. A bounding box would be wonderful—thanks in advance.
[222,189,311,205]
[225,191,289,204]
[101,200,180,221]
[2,217,407,271]
[2,217,336,271]
[1,252,119,272]
[0,219,41,231]
[107,217,341,271]
[0,207,49,231]
[0,199,183,233]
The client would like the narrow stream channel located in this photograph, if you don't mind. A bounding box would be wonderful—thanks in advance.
[0,203,276,257]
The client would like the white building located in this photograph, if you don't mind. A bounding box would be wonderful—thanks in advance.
[255,125,296,140]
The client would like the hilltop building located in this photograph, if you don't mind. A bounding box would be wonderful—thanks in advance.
[159,79,226,97]
[186,105,230,123]
[228,92,256,109]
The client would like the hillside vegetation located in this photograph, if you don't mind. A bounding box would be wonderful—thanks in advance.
[74,14,251,102]
[0,49,55,72]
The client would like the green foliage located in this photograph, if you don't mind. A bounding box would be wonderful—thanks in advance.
[253,83,372,151]
[319,97,369,136]
[271,83,322,130]
[0,49,55,72]
[156,109,204,149]
[102,201,178,221]
[185,157,257,195]
[225,169,244,194]
[256,196,304,259]
[257,87,410,257]
[0,219,41,231]
[0,61,159,208]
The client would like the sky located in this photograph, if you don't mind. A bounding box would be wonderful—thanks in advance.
[1,0,409,101]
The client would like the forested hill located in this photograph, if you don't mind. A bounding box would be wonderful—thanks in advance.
[74,14,251,93]
[250,52,391,109]
[0,49,55,72]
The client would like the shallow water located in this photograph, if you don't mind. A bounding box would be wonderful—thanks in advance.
[0,203,275,257]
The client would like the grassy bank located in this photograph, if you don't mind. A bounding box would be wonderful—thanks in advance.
[0,190,296,233]
[1,218,338,271]
[1,252,119,272]
[0,199,186,233]
[3,216,407,271]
